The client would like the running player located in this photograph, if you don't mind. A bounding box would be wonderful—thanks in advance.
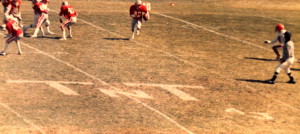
[266,32,296,84]
[129,0,149,39]
[59,1,77,40]
[23,0,53,37]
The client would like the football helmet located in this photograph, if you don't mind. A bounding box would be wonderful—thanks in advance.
[275,24,284,32]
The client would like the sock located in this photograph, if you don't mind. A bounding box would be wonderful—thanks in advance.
[271,72,279,81]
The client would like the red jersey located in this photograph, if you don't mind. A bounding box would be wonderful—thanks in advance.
[2,0,11,7]
[6,0,20,14]
[129,4,147,19]
[6,19,22,36]
[33,2,47,14]
[59,5,76,19]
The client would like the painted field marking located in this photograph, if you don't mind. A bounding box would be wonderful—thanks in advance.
[99,88,152,99]
[124,83,201,101]
[6,80,93,96]
[225,108,274,120]
[152,12,271,51]
[0,103,46,134]
[68,13,299,112]
[0,34,195,134]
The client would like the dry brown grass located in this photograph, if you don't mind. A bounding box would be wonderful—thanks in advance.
[0,0,299,133]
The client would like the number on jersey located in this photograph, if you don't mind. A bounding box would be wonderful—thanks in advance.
[142,2,151,11]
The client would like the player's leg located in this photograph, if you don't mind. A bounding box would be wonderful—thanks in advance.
[39,25,45,37]
[23,14,39,34]
[267,63,283,84]
[60,19,72,40]
[272,45,282,60]
[0,36,17,55]
[31,13,45,37]
[285,58,296,84]
[136,19,142,35]
[44,17,54,34]
[131,19,138,39]
[67,26,72,38]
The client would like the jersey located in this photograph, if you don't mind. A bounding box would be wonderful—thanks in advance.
[6,19,22,36]
[129,4,147,19]
[282,41,295,62]
[33,2,47,14]
[59,5,76,19]
[271,30,286,45]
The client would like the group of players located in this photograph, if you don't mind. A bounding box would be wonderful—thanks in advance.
[0,0,295,84]
[0,0,77,56]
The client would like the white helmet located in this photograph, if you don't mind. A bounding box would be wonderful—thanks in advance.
[62,1,69,6]
[135,0,142,5]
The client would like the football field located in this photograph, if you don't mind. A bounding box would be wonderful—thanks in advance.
[0,0,300,133]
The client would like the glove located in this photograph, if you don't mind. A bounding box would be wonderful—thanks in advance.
[264,40,271,44]
[59,18,63,23]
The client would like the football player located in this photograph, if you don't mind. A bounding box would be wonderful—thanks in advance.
[266,32,296,84]
[264,24,287,60]
[23,0,53,38]
[0,14,23,56]
[129,0,149,39]
[59,1,77,40]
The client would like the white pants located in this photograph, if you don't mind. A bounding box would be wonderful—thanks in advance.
[275,57,295,74]
[33,13,50,28]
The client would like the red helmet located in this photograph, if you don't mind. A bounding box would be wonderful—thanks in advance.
[275,24,284,32]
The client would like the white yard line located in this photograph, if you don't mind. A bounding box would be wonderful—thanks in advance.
[0,103,46,134]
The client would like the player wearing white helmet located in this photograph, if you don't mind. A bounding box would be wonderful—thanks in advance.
[0,14,23,56]
[59,1,77,40]
[23,0,54,37]
[129,0,149,39]
[264,24,286,60]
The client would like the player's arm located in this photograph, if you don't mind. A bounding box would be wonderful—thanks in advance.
[129,5,135,17]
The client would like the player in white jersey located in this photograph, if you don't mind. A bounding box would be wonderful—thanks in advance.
[266,32,296,84]
[264,24,286,60]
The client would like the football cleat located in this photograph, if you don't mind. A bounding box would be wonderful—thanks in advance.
[287,80,296,84]
[0,52,7,56]
[59,37,67,40]
[30,35,38,38]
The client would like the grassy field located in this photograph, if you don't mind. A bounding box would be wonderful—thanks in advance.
[0,0,299,133]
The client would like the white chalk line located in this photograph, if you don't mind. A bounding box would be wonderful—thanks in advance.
[6,80,93,85]
[0,103,46,134]
[0,31,195,133]
[74,13,299,112]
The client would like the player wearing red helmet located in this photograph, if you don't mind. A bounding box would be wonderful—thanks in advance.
[266,31,296,84]
[264,24,287,60]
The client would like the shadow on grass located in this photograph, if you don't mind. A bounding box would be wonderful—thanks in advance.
[291,68,300,71]
[244,57,274,62]
[103,38,129,40]
[236,79,270,84]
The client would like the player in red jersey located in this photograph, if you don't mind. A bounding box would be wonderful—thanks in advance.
[23,0,53,38]
[59,1,77,40]
[0,14,23,56]
[129,0,149,39]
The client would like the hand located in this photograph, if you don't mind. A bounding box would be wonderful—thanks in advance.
[264,40,271,44]
[59,18,63,23]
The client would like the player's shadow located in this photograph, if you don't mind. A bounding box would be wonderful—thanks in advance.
[244,57,274,62]
[236,79,270,84]
[103,38,130,40]
[291,68,300,71]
